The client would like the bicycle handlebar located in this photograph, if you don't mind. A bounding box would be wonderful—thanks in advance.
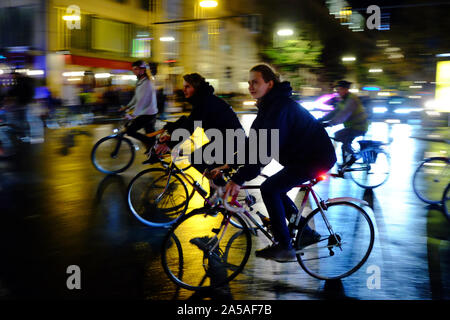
[222,189,246,214]
[146,129,165,138]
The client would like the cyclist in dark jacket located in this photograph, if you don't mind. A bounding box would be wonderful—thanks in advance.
[154,73,245,176]
[226,64,337,262]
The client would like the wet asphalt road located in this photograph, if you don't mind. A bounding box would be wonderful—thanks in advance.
[0,117,449,300]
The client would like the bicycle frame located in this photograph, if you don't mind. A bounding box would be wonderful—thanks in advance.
[215,175,370,256]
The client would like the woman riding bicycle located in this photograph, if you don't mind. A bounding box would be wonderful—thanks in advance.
[119,60,158,159]
[153,73,245,184]
[225,64,337,262]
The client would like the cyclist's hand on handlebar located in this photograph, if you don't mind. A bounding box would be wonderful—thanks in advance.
[158,133,171,143]
[224,180,241,199]
[206,164,229,179]
[206,168,222,179]
[154,143,170,155]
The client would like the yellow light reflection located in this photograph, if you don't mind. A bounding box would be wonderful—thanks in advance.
[199,0,218,8]
[435,61,450,112]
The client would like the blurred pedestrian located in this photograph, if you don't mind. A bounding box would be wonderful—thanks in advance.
[7,72,35,138]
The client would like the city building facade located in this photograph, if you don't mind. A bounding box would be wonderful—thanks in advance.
[0,0,260,98]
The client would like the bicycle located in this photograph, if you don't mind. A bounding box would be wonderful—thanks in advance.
[332,138,391,189]
[126,134,208,227]
[91,118,166,174]
[160,172,375,291]
[412,156,449,205]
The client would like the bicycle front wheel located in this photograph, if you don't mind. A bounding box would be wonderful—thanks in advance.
[295,201,375,280]
[127,168,189,227]
[161,209,252,291]
[350,150,390,189]
[91,136,135,174]
[413,157,449,204]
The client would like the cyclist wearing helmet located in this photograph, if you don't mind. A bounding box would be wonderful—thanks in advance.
[119,60,158,158]
[319,80,369,168]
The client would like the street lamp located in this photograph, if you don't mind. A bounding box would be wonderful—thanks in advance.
[199,1,218,8]
[160,36,175,42]
[342,56,356,62]
[277,29,294,36]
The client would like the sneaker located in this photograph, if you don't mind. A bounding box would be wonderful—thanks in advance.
[298,228,321,249]
[255,244,296,262]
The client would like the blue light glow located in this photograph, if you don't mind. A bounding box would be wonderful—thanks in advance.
[362,86,381,91]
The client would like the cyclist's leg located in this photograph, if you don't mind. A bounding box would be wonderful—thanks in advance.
[143,114,157,147]
[281,194,298,222]
[335,128,365,165]
[259,166,319,251]
[126,115,156,152]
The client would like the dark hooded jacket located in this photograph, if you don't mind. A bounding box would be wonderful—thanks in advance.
[164,82,244,161]
[231,81,337,185]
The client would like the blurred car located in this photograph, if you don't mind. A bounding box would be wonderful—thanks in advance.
[365,96,424,123]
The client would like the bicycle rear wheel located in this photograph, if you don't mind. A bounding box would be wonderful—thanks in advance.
[295,201,374,280]
[350,150,390,189]
[413,157,449,204]
[127,168,189,227]
[91,135,135,174]
[161,209,252,291]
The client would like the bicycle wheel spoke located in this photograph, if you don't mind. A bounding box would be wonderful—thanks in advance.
[162,211,252,291]
[350,150,390,189]
[295,202,374,280]
[92,137,134,174]
[128,169,189,226]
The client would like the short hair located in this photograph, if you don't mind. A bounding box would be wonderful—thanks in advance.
[250,64,280,84]
[132,60,147,68]
[183,73,206,91]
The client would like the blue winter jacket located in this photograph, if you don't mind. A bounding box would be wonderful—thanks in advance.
[231,81,337,185]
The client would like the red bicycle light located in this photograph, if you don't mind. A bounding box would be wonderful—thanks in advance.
[318,174,327,181]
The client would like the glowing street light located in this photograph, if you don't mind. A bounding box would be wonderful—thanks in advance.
[199,1,218,8]
[277,29,294,36]
[160,37,175,42]
[62,15,81,21]
[342,56,356,62]
[369,68,383,73]
[94,73,111,79]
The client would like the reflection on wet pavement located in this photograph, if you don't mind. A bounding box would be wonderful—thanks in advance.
[0,120,449,300]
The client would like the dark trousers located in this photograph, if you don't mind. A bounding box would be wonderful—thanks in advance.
[260,165,326,249]
[126,115,157,148]
[334,128,366,163]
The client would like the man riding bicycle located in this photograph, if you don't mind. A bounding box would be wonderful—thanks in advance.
[225,64,336,262]
[152,73,245,186]
[119,60,158,161]
[319,80,369,168]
